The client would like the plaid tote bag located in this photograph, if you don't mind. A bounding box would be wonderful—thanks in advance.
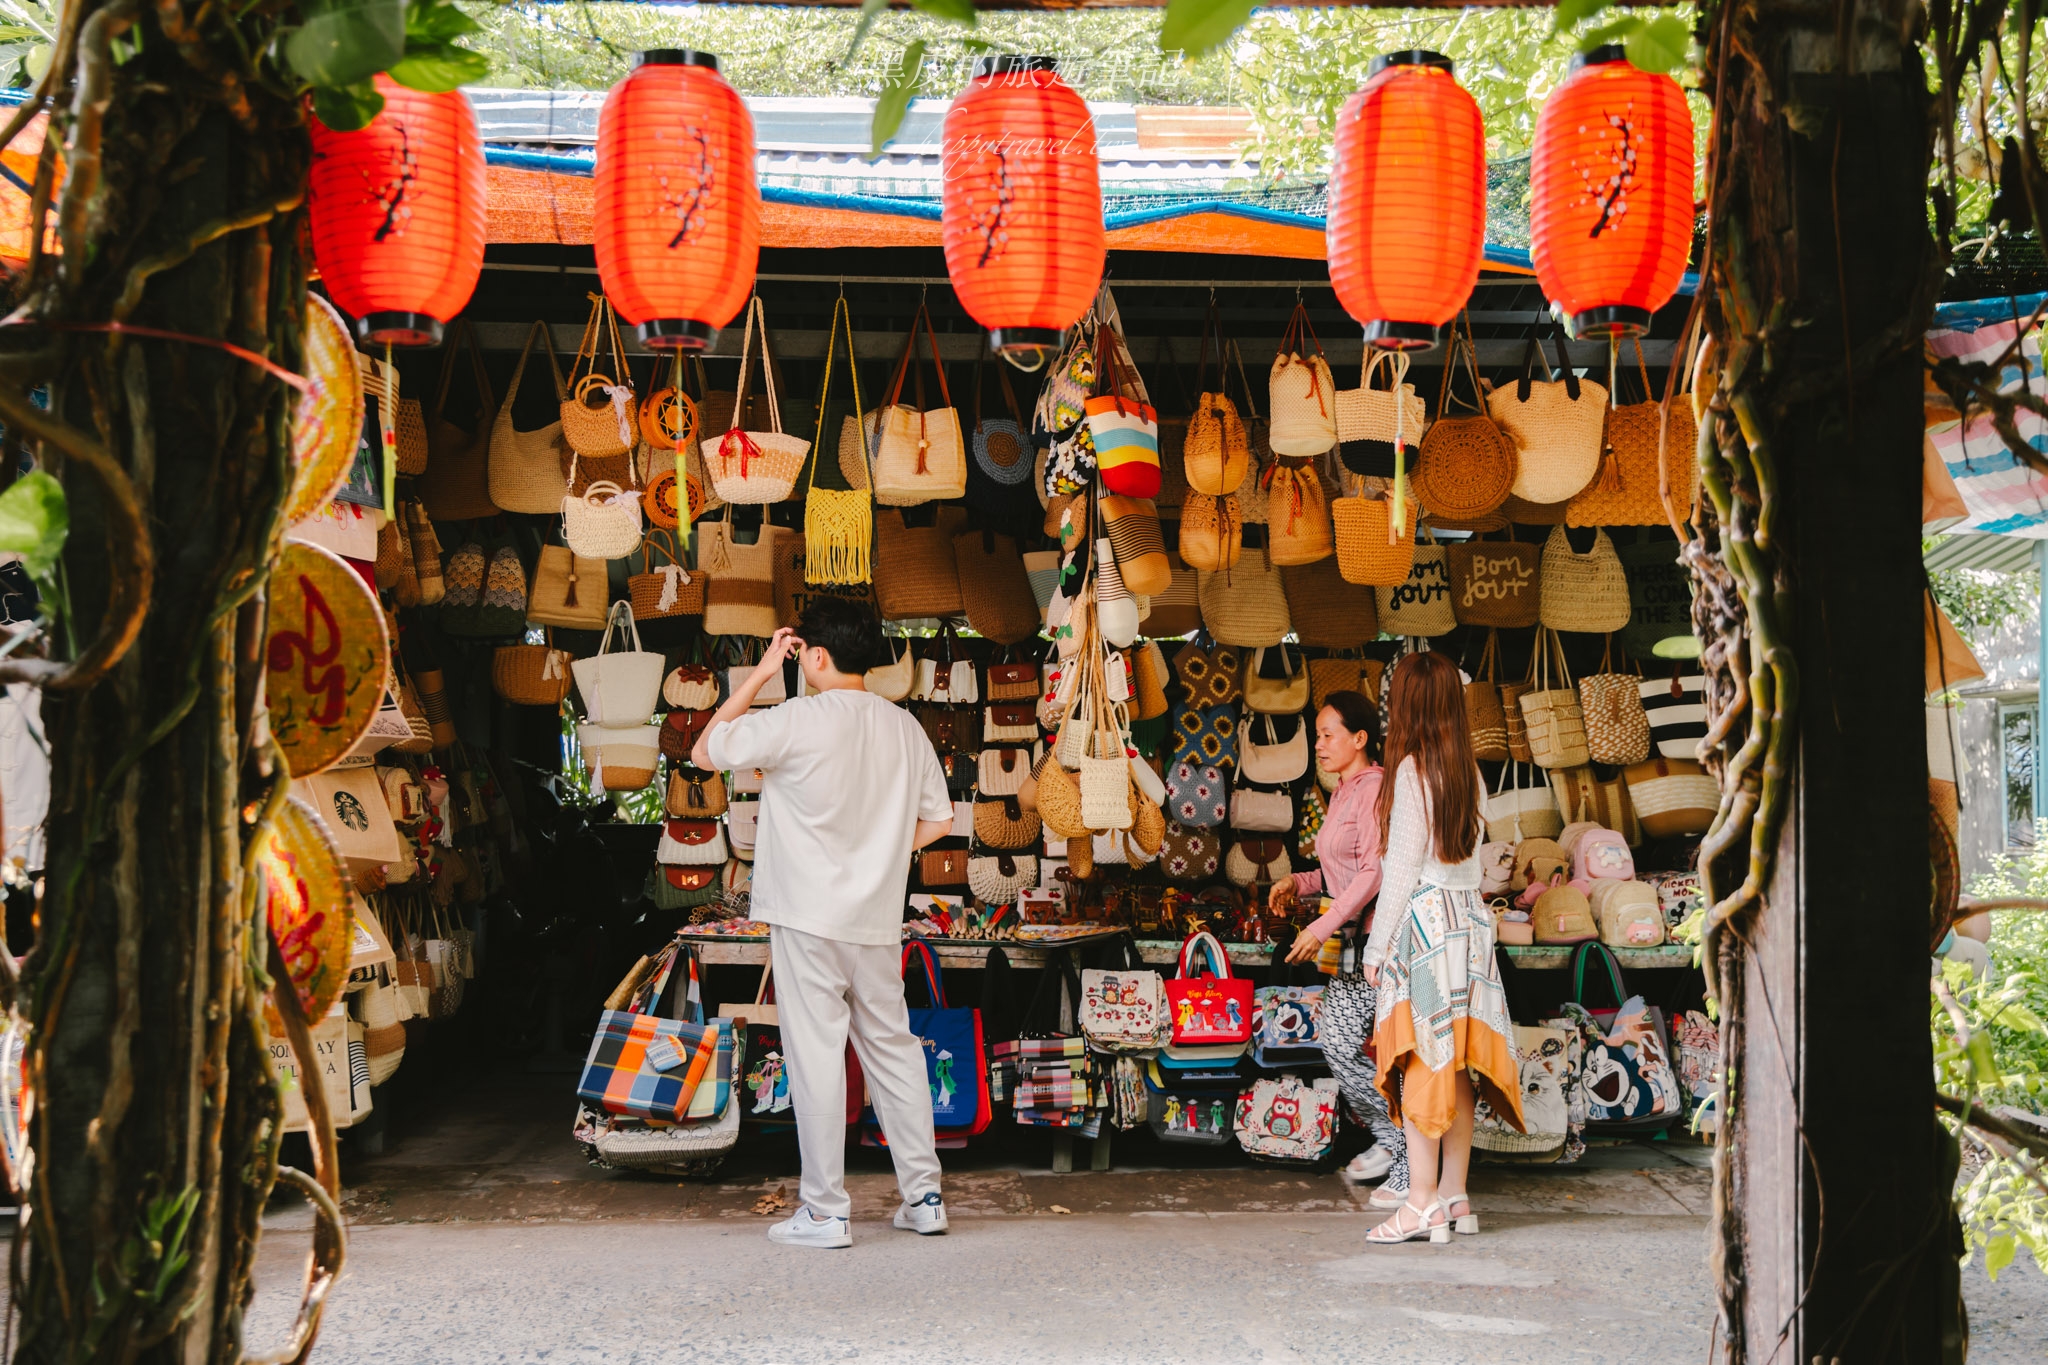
[577,941,732,1123]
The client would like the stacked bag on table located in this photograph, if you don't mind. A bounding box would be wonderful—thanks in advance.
[572,938,743,1176]
[988,951,1104,1135]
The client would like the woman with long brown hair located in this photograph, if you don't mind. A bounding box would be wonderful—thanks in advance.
[1359,651,1524,1245]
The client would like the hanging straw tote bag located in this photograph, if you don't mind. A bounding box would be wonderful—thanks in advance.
[415,319,499,521]
[1447,532,1542,628]
[561,457,644,561]
[1331,480,1418,587]
[1538,526,1632,634]
[1267,302,1337,457]
[872,301,967,505]
[1197,544,1291,648]
[705,297,810,504]
[953,529,1042,646]
[493,630,575,706]
[627,530,705,621]
[1262,463,1333,567]
[1178,492,1243,573]
[1413,315,1517,521]
[1375,529,1455,637]
[1518,627,1592,769]
[1086,324,1162,499]
[1280,555,1377,648]
[1100,493,1172,597]
[488,319,571,514]
[700,508,783,638]
[560,293,639,462]
[804,296,875,586]
[874,506,968,621]
[1486,760,1564,844]
[1335,349,1425,478]
[1183,300,1249,497]
[1465,631,1510,762]
[1567,339,1702,528]
[573,601,668,727]
[1490,321,1607,506]
[527,544,609,630]
[1578,637,1653,766]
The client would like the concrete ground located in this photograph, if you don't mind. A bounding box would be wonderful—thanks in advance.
[239,1076,2048,1364]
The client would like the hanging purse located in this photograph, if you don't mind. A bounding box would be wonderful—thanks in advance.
[864,636,916,701]
[699,507,783,639]
[1183,298,1250,496]
[665,768,728,820]
[1330,478,1418,587]
[493,630,575,706]
[954,529,1042,646]
[1490,321,1606,507]
[1539,525,1633,635]
[1413,313,1517,521]
[1375,528,1455,637]
[872,301,967,505]
[1243,643,1309,715]
[561,463,644,561]
[805,295,875,586]
[1485,760,1564,843]
[1578,636,1653,766]
[1448,531,1541,629]
[560,293,639,461]
[1567,338,1701,528]
[527,543,609,630]
[1087,322,1162,499]
[1239,713,1309,785]
[1281,556,1378,648]
[1261,462,1334,567]
[969,345,1034,489]
[706,296,810,504]
[628,529,704,621]
[1036,318,1100,502]
[1267,302,1337,457]
[663,652,720,710]
[1336,348,1425,478]
[1197,544,1291,648]
[1518,626,1592,769]
[1465,630,1510,763]
[874,505,967,620]
[572,601,668,727]
[1177,491,1243,573]
[657,819,728,867]
[489,319,572,514]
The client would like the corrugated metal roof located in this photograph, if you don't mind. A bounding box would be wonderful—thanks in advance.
[1925,531,2048,575]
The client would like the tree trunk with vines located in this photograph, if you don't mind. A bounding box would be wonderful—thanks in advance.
[1695,0,1963,1358]
[1,3,332,1361]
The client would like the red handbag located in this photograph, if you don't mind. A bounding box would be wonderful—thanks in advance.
[664,867,717,891]
[660,707,715,761]
[1163,931,1254,1056]
[664,819,721,847]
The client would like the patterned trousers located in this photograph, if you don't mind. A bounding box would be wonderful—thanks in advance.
[1320,974,1409,1191]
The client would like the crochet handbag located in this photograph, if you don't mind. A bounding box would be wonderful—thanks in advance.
[804,296,874,586]
[872,301,967,505]
[954,529,1042,646]
[1448,533,1541,629]
[560,293,639,461]
[969,348,1034,490]
[1173,639,1244,707]
[628,530,704,621]
[1100,493,1172,597]
[1490,322,1606,506]
[1170,701,1238,772]
[415,319,498,521]
[1331,482,1418,587]
[1413,314,1516,520]
[561,464,644,561]
[873,506,967,621]
[1087,323,1162,499]
[1267,302,1337,457]
[488,319,571,514]
[1198,544,1291,648]
[1177,491,1243,573]
[1262,462,1333,567]
[1566,339,1700,529]
[1183,301,1250,496]
[705,296,810,504]
[1167,760,1229,828]
[699,508,783,639]
[1538,526,1632,634]
[1375,530,1455,637]
[1518,627,1592,770]
[1464,630,1510,762]
[1280,557,1377,649]
[1335,348,1425,478]
[1578,637,1653,766]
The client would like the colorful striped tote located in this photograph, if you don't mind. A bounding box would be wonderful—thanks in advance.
[576,942,730,1123]
[1088,395,1162,499]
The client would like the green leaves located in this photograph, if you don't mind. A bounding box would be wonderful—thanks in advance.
[1552,1,1692,77]
[311,80,384,131]
[870,39,925,158]
[285,0,406,90]
[0,470,67,581]
[289,0,487,127]
[1159,0,1257,60]
[389,0,489,91]
[909,0,977,25]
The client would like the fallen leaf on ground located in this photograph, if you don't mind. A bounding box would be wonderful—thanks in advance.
[753,1184,792,1215]
[1048,1204,1072,1215]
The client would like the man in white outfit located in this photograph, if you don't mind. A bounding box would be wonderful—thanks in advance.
[694,598,955,1248]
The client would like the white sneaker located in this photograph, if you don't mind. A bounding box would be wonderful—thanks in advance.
[892,1191,949,1235]
[1346,1146,1395,1183]
[767,1206,852,1249]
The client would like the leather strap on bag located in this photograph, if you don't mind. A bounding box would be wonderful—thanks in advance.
[1515,319,1582,403]
[431,318,495,425]
[1436,312,1489,419]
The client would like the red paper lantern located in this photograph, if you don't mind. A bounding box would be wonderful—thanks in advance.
[308,75,485,347]
[1327,52,1485,352]
[942,56,1104,358]
[594,50,759,351]
[1530,47,1696,340]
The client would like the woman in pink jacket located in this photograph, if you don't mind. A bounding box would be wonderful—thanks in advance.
[1266,690,1406,1206]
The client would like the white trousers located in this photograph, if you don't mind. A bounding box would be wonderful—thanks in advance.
[769,924,942,1220]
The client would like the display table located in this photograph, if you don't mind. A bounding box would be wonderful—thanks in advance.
[1505,943,1696,971]
[681,930,1126,969]
[687,935,1700,973]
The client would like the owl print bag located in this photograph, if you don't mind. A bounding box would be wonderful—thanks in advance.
[1080,941,1169,1053]
[1233,1074,1340,1164]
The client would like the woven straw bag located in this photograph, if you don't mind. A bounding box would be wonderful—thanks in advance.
[1267,303,1338,457]
[1375,532,1454,637]
[489,320,571,514]
[1538,526,1631,634]
[1331,486,1417,586]
[953,529,1041,645]
[872,302,967,505]
[1335,349,1426,478]
[396,389,429,476]
[1567,341,1701,528]
[376,513,421,608]
[1100,494,1171,597]
[874,506,966,621]
[1281,557,1377,648]
[705,297,810,504]
[415,319,499,521]
[699,509,783,638]
[561,472,644,560]
[1178,493,1242,572]
[805,298,874,586]
[1485,761,1564,844]
[560,294,639,460]
[1414,317,1516,520]
[493,634,574,706]
[1490,323,1606,506]
[1623,756,1718,838]
[1465,630,1510,762]
[1198,544,1290,648]
[1447,535,1541,629]
[666,768,728,820]
[1146,549,1202,638]
[1309,655,1381,712]
[1518,628,1591,769]
[527,545,608,630]
[627,530,704,621]
[1578,637,1652,766]
[1184,303,1250,495]
[1263,464,1333,566]
[1502,667,1534,763]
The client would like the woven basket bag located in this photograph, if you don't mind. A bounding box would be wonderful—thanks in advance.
[1415,325,1516,523]
[489,319,571,514]
[1447,536,1541,629]
[1577,637,1652,766]
[1197,544,1291,648]
[1490,323,1606,506]
[627,530,705,621]
[1465,631,1510,762]
[1567,342,1702,528]
[560,294,639,460]
[1281,556,1377,648]
[1178,492,1243,573]
[1518,628,1591,769]
[1101,494,1172,597]
[1267,303,1338,457]
[874,506,966,620]
[1538,526,1631,634]
[415,319,499,522]
[492,638,574,706]
[953,529,1041,645]
[1310,656,1381,712]
[1331,488,1418,587]
[396,393,430,476]
[1375,534,1455,637]
[699,510,783,639]
[1263,464,1333,566]
[705,297,810,505]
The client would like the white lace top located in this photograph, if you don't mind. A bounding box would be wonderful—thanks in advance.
[1360,757,1484,970]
